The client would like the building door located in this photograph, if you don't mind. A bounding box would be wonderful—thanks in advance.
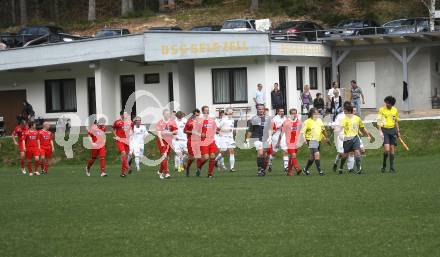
[0,90,26,134]
[168,72,174,111]
[120,75,136,117]
[356,61,376,108]
[87,77,96,116]
[278,66,288,111]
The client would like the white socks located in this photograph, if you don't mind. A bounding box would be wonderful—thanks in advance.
[283,156,289,169]
[135,156,140,170]
[347,155,355,170]
[229,155,235,170]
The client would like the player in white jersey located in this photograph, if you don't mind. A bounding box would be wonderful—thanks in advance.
[214,110,226,170]
[172,111,188,172]
[214,108,236,171]
[269,108,288,172]
[129,116,148,171]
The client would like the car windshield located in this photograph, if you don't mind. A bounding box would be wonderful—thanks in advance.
[223,20,247,29]
[96,30,119,37]
[401,19,416,26]
[338,20,364,28]
[275,22,300,30]
[383,20,405,27]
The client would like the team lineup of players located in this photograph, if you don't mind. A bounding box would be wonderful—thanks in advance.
[12,96,401,178]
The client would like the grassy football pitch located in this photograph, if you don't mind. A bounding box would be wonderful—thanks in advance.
[1,156,439,257]
[0,120,439,257]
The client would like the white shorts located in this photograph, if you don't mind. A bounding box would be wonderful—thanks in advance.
[218,136,236,150]
[130,143,144,157]
[254,140,270,151]
[215,134,221,148]
[172,139,187,153]
[279,135,290,151]
[271,132,281,153]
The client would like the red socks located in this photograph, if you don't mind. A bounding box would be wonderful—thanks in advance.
[160,159,169,174]
[208,159,215,176]
[100,158,106,173]
[288,157,300,174]
[20,157,25,169]
[197,159,207,169]
[187,159,193,169]
[121,155,128,174]
[34,160,39,173]
[27,159,32,173]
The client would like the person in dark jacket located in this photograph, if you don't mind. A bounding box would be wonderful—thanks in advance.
[313,93,325,115]
[271,83,284,114]
[22,101,35,122]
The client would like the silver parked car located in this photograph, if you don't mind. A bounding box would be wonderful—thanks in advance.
[386,17,440,34]
[221,19,257,32]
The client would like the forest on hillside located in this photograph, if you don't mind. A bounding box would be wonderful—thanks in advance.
[0,0,431,29]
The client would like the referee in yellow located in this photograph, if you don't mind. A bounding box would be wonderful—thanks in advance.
[377,96,400,173]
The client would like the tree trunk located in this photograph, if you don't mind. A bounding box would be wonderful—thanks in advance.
[19,0,27,25]
[128,0,134,12]
[54,0,59,21]
[11,0,16,25]
[250,0,258,10]
[121,0,129,16]
[88,0,96,21]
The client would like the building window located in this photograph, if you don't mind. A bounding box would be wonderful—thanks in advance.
[45,79,77,113]
[296,67,304,91]
[324,67,332,90]
[212,68,247,104]
[309,67,318,90]
[144,73,160,84]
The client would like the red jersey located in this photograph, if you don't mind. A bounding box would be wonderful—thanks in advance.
[156,119,177,143]
[282,118,301,144]
[112,119,133,139]
[88,124,106,148]
[38,130,52,149]
[184,117,199,142]
[24,130,39,148]
[199,117,217,143]
[13,125,28,142]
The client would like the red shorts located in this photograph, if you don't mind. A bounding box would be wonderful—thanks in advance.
[91,147,106,158]
[25,147,40,159]
[187,140,201,157]
[115,141,129,154]
[157,140,171,155]
[200,142,217,155]
[40,147,53,158]
[287,148,298,155]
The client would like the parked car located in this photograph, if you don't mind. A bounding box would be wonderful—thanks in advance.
[147,26,183,31]
[95,28,130,38]
[382,19,408,34]
[16,25,65,46]
[270,21,324,41]
[386,17,440,34]
[324,19,384,37]
[221,19,256,32]
[0,32,17,48]
[190,25,222,32]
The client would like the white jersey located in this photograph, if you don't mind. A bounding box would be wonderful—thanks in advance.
[218,116,235,138]
[131,125,147,144]
[175,118,187,141]
[272,115,286,133]
[333,113,346,137]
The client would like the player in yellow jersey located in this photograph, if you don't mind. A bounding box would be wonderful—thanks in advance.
[337,102,372,174]
[300,108,328,176]
[377,96,400,173]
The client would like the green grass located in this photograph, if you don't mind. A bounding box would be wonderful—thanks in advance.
[0,155,439,257]
[0,119,439,256]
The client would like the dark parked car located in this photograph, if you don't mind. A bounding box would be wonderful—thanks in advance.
[16,25,65,46]
[386,17,440,34]
[0,32,17,48]
[95,28,130,38]
[270,21,324,41]
[190,25,222,31]
[324,19,384,37]
[148,26,183,31]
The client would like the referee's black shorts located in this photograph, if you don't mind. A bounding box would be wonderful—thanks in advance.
[382,127,397,146]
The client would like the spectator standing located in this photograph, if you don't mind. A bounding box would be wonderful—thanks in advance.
[331,89,343,121]
[253,84,266,108]
[327,81,339,102]
[350,80,365,117]
[271,83,284,114]
[300,85,313,114]
[22,101,35,122]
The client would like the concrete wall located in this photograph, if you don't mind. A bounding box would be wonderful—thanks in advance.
[0,62,93,123]
[430,47,440,98]
[194,55,329,114]
[339,48,433,111]
[175,60,196,113]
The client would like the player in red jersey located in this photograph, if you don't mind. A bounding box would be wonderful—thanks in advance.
[22,121,40,176]
[85,118,107,177]
[112,111,133,177]
[156,109,177,179]
[12,119,28,174]
[38,122,54,174]
[278,108,302,176]
[184,109,201,177]
[196,106,218,178]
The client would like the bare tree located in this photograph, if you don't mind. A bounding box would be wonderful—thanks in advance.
[422,0,437,31]
[121,0,129,16]
[88,0,96,21]
[54,0,59,21]
[19,0,27,25]
[11,0,16,25]
[251,0,258,10]
[128,0,134,11]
